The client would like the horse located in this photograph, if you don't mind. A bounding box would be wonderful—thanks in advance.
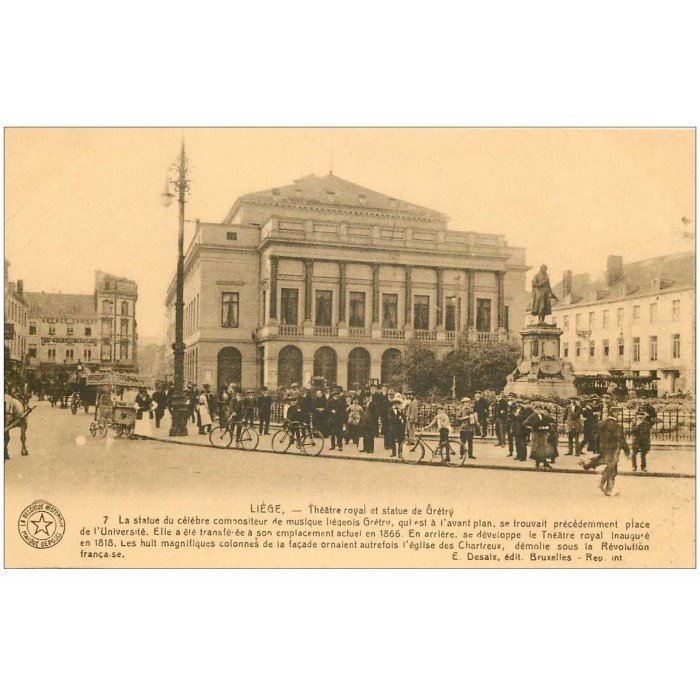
[4,392,31,459]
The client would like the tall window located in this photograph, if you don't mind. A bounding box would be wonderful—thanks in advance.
[589,340,595,359]
[120,318,129,337]
[602,310,609,329]
[29,324,36,335]
[221,292,239,328]
[66,349,74,361]
[84,348,92,361]
[632,305,640,322]
[649,303,657,323]
[633,337,640,362]
[84,327,92,337]
[315,290,332,326]
[617,308,624,327]
[280,288,298,326]
[119,341,129,360]
[101,319,111,335]
[588,311,595,329]
[48,348,56,361]
[563,342,569,358]
[67,326,74,336]
[48,325,56,336]
[575,313,581,329]
[101,343,112,361]
[603,339,610,357]
[382,294,398,329]
[121,301,129,315]
[563,316,569,331]
[476,298,491,333]
[445,299,456,331]
[617,337,624,356]
[649,336,658,362]
[672,334,681,359]
[349,291,366,328]
[102,300,113,315]
[413,295,429,330]
[28,348,37,359]
[672,299,680,320]
[575,341,581,358]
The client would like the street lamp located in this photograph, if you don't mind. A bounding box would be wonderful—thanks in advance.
[161,141,190,436]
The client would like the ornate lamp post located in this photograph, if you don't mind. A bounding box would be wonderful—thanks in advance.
[161,141,190,436]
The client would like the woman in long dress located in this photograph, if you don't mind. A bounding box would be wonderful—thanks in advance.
[524,407,553,469]
[197,389,213,435]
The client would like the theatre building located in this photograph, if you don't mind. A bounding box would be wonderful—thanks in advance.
[165,173,528,390]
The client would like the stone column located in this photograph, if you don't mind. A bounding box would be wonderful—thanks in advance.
[404,265,412,327]
[371,263,380,324]
[269,256,278,320]
[303,260,314,322]
[436,268,444,328]
[497,270,506,333]
[466,269,475,339]
[338,262,347,323]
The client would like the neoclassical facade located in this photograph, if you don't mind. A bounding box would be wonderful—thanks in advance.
[165,173,528,390]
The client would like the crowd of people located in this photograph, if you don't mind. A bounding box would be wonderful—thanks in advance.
[7,372,659,493]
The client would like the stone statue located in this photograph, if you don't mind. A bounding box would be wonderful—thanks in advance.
[530,264,558,324]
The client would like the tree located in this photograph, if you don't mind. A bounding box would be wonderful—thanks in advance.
[393,340,440,395]
[396,338,520,398]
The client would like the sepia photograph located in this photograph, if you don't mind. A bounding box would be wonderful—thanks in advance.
[4,127,695,568]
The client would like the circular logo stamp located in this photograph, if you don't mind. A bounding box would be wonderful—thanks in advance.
[18,500,65,549]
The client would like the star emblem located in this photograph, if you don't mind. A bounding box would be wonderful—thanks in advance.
[30,513,54,536]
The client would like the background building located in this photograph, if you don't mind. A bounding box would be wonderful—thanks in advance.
[551,252,694,396]
[165,173,528,390]
[4,259,29,370]
[25,271,139,379]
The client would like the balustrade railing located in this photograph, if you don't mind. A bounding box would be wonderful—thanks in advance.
[348,327,370,339]
[314,325,338,338]
[279,325,303,337]
[382,329,405,341]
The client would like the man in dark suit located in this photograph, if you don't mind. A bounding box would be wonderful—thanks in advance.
[631,412,651,472]
[152,384,167,429]
[228,388,245,443]
[582,408,629,495]
[385,396,406,458]
[493,392,509,447]
[256,387,272,435]
[326,388,346,451]
[473,392,490,438]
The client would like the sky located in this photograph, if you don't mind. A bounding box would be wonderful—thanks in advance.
[5,128,695,342]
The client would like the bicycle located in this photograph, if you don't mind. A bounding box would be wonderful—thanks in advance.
[271,421,324,456]
[209,417,260,451]
[400,431,467,466]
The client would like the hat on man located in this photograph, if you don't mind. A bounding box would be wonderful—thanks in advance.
[391,393,404,404]
[460,396,472,403]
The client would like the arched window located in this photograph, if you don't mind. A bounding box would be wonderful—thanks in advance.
[380,348,402,386]
[347,347,370,390]
[217,347,242,388]
[277,345,303,387]
[313,346,337,385]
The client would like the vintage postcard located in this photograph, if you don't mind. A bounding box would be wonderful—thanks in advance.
[4,127,695,568]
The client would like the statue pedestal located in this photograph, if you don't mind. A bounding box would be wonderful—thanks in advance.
[504,322,577,399]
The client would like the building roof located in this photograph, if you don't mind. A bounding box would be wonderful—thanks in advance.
[229,172,447,222]
[25,292,96,319]
[552,251,695,308]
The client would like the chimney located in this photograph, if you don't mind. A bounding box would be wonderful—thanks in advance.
[16,280,24,299]
[606,255,623,286]
[562,270,572,297]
